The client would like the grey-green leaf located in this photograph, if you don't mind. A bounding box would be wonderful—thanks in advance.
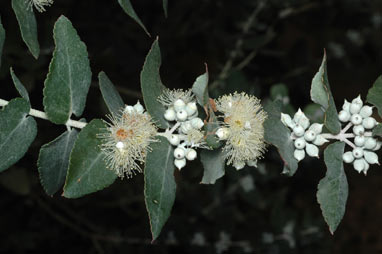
[200,148,225,184]
[98,71,124,115]
[310,52,341,134]
[10,67,30,103]
[140,38,169,129]
[0,16,5,68]
[63,119,117,198]
[317,141,347,234]
[263,100,298,176]
[0,98,37,172]
[366,75,382,117]
[117,0,150,36]
[144,136,176,241]
[192,65,209,107]
[11,0,40,59]
[163,0,168,17]
[43,15,92,124]
[38,129,78,196]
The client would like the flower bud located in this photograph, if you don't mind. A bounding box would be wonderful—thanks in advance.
[350,114,362,125]
[216,128,229,140]
[343,151,354,163]
[233,160,246,170]
[364,137,377,150]
[169,134,180,146]
[294,138,306,149]
[373,141,382,151]
[185,101,197,116]
[174,99,186,112]
[352,95,363,107]
[293,125,305,137]
[281,113,295,129]
[306,143,319,158]
[313,135,329,146]
[354,135,366,147]
[353,158,365,173]
[174,147,186,159]
[338,110,350,122]
[362,117,376,129]
[353,125,365,136]
[363,160,370,175]
[133,101,144,114]
[304,130,316,142]
[124,105,134,114]
[299,116,310,130]
[174,158,186,170]
[364,151,379,165]
[309,123,323,134]
[164,108,176,121]
[342,99,351,112]
[352,147,364,159]
[186,149,197,161]
[180,121,192,134]
[294,149,305,161]
[190,118,204,129]
[293,108,305,124]
[360,105,373,118]
[176,110,188,121]
[247,160,257,167]
[350,103,361,114]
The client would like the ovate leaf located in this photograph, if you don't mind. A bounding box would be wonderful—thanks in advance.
[263,100,298,176]
[43,15,92,124]
[10,67,30,103]
[366,75,382,117]
[117,0,150,36]
[192,65,209,107]
[0,98,37,172]
[200,148,225,184]
[11,0,40,59]
[317,141,347,234]
[144,136,176,241]
[140,38,169,129]
[310,52,341,134]
[0,16,5,68]
[38,129,78,196]
[98,71,124,115]
[63,119,117,198]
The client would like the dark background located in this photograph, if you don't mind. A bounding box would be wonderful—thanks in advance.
[0,0,382,253]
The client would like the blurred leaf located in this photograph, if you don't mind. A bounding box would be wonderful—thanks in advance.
[270,83,288,101]
[11,0,40,59]
[0,167,30,195]
[43,15,92,124]
[304,103,324,123]
[144,136,176,241]
[117,0,150,36]
[140,38,169,129]
[204,114,221,149]
[192,65,209,107]
[98,71,124,115]
[372,123,382,138]
[10,67,30,103]
[310,52,341,134]
[263,100,298,176]
[200,148,225,184]
[0,17,5,68]
[163,0,168,17]
[0,98,37,172]
[317,141,347,234]
[63,119,117,198]
[38,129,78,196]
[366,75,382,117]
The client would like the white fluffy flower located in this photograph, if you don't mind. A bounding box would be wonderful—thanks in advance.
[157,88,194,107]
[27,0,53,12]
[215,92,267,168]
[99,105,157,178]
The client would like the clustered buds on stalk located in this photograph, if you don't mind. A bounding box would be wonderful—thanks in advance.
[158,89,207,170]
[281,109,328,161]
[338,96,381,175]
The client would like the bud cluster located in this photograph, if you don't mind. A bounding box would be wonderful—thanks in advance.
[281,109,328,161]
[339,96,381,174]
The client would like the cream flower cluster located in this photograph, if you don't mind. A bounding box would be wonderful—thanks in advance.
[27,0,53,12]
[339,96,381,174]
[99,101,157,178]
[158,89,206,170]
[281,109,328,161]
[215,92,267,170]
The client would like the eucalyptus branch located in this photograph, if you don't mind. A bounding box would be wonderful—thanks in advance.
[0,98,87,129]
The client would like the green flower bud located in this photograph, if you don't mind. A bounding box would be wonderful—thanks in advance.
[354,135,366,147]
[352,147,364,159]
[281,113,295,129]
[294,137,306,149]
[362,117,376,129]
[313,135,329,146]
[353,125,365,136]
[364,151,379,165]
[338,110,351,122]
[350,114,362,125]
[294,149,305,161]
[364,137,377,150]
[353,158,365,173]
[309,123,323,134]
[304,130,316,142]
[360,105,373,118]
[342,151,354,163]
[306,143,319,158]
[342,99,351,112]
[174,158,186,170]
[293,125,305,137]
